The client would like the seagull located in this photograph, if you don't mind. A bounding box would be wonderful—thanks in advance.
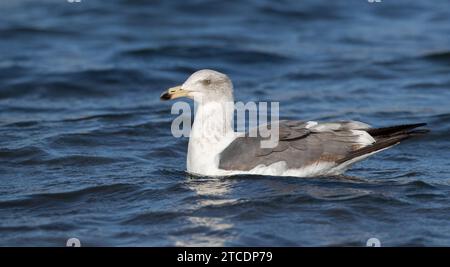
[160,69,428,177]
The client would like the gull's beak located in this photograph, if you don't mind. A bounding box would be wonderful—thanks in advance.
[160,85,189,101]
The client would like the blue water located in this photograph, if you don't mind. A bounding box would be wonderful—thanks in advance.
[1,0,450,246]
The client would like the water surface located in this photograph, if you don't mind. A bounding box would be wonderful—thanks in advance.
[1,0,450,246]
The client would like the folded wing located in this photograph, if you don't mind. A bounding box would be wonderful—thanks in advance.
[218,120,427,171]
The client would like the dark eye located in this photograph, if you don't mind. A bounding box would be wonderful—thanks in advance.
[202,79,211,85]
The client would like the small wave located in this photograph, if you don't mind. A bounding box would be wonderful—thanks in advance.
[0,183,139,209]
[404,81,450,90]
[0,27,74,38]
[157,169,189,178]
[46,121,171,149]
[62,112,140,123]
[62,68,152,87]
[284,68,393,82]
[2,120,39,128]
[377,51,450,69]
[421,51,450,64]
[382,156,418,163]
[0,146,49,163]
[1,80,105,99]
[110,120,173,135]
[305,187,371,201]
[406,192,447,200]
[144,146,187,160]
[24,155,121,166]
[395,237,430,246]
[218,194,318,211]
[391,171,424,178]
[322,207,357,222]
[426,112,450,124]
[0,222,76,233]
[371,110,417,118]
[1,68,154,99]
[392,179,437,189]
[122,211,187,225]
[0,66,30,83]
[259,3,343,21]
[349,193,412,207]
[284,71,329,81]
[35,183,138,200]
[47,133,107,148]
[0,106,65,113]
[120,45,291,64]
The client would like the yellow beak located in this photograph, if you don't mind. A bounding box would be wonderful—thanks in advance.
[160,85,190,101]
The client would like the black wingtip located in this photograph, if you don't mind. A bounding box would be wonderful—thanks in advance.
[367,122,429,137]
[336,123,430,165]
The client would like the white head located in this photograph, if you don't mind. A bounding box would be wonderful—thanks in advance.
[160,69,233,103]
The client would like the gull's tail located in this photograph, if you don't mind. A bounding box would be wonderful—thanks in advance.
[336,123,429,164]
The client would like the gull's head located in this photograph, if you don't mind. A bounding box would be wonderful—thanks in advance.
[160,69,233,103]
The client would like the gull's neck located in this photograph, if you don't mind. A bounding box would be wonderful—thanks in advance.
[187,99,236,175]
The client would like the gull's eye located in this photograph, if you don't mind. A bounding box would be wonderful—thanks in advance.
[201,79,211,86]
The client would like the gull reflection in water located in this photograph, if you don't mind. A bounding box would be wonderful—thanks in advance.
[173,175,237,246]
